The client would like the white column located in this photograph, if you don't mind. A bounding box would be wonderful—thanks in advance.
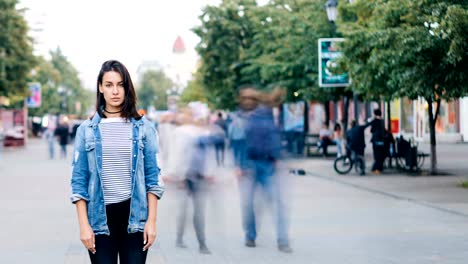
[461,97,468,142]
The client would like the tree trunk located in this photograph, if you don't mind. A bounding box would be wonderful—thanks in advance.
[386,101,392,132]
[386,100,392,168]
[426,97,441,175]
[353,93,359,122]
[324,101,330,127]
[343,95,350,134]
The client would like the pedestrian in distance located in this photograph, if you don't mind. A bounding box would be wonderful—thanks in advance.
[55,118,70,159]
[367,109,386,174]
[214,112,227,167]
[44,127,55,159]
[228,112,247,168]
[346,120,367,175]
[318,122,333,156]
[332,123,343,158]
[70,60,164,264]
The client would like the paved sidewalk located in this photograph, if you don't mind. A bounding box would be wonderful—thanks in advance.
[0,139,467,264]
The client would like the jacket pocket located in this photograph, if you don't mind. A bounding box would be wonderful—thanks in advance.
[85,142,96,152]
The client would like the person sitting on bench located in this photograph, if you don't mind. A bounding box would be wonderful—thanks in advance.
[318,122,332,156]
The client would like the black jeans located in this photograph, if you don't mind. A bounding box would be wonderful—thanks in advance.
[89,199,147,264]
[215,142,225,166]
[372,144,386,171]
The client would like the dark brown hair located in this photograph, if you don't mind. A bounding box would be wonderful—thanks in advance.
[96,60,141,120]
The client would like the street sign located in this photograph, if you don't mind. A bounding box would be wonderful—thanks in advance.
[27,82,41,108]
[318,38,350,87]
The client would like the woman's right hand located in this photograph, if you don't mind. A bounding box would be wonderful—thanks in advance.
[80,224,96,254]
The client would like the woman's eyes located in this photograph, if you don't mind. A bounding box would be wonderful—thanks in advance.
[105,84,124,88]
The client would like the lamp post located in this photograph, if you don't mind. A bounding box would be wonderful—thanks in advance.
[325,0,338,37]
[324,0,360,129]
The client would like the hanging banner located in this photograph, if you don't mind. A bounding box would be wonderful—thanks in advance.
[27,82,41,108]
[283,101,305,132]
[390,99,401,134]
[318,38,350,87]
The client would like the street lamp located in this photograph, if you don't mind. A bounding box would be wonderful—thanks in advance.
[325,0,338,23]
[324,0,360,125]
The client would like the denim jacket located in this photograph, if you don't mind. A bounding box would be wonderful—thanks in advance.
[70,113,164,235]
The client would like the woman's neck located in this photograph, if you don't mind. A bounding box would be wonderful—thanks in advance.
[104,105,123,118]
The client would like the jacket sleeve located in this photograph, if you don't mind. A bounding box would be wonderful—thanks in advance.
[70,124,90,204]
[143,122,165,199]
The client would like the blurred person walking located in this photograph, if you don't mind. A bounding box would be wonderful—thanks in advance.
[214,112,227,166]
[70,60,164,264]
[0,121,4,160]
[166,105,221,254]
[55,118,70,159]
[235,85,292,253]
[157,112,176,174]
[44,128,55,159]
[228,112,246,168]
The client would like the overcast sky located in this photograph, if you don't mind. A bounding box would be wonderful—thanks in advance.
[19,0,223,90]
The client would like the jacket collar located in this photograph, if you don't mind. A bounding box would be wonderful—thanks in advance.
[88,111,144,127]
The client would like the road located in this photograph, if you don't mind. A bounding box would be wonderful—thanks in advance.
[0,138,467,264]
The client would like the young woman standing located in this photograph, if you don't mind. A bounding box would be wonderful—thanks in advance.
[70,60,164,264]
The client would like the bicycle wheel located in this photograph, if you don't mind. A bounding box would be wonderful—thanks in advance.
[334,156,353,174]
[354,156,365,175]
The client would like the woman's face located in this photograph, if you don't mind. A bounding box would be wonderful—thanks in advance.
[99,71,125,110]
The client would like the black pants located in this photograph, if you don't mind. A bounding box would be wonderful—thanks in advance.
[372,144,386,172]
[320,137,332,156]
[89,199,147,264]
[176,178,207,247]
[215,142,225,166]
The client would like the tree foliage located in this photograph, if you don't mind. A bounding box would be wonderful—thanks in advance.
[27,49,92,117]
[338,0,468,173]
[194,0,342,109]
[0,0,36,97]
[137,70,173,111]
[48,48,92,116]
[180,72,209,105]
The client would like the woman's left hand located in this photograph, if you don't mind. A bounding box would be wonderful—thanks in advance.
[143,221,157,251]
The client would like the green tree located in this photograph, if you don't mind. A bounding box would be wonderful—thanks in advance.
[339,0,468,174]
[137,70,173,111]
[49,48,92,116]
[0,0,36,98]
[194,0,349,120]
[180,72,209,105]
[193,0,260,109]
[28,57,61,116]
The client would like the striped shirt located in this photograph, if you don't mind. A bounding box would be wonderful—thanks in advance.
[100,118,132,205]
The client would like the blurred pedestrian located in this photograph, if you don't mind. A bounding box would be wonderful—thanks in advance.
[214,112,227,166]
[55,118,69,159]
[367,109,385,174]
[166,106,220,254]
[235,85,292,253]
[43,128,55,159]
[0,121,4,160]
[70,60,164,264]
[157,112,176,174]
[228,112,246,168]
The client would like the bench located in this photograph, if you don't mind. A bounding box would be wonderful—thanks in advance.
[304,134,337,157]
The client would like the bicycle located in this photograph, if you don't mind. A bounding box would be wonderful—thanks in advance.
[333,147,366,175]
